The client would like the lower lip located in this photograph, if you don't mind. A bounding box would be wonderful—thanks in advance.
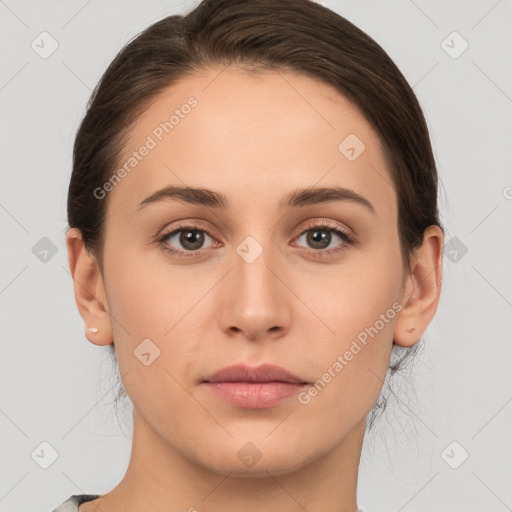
[204,381,306,409]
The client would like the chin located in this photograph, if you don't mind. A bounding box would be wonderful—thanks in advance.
[186,434,321,478]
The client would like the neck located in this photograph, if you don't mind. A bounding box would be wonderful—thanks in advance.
[91,410,365,512]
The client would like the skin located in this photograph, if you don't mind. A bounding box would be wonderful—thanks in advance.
[67,65,443,512]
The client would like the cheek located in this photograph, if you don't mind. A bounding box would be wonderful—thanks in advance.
[300,245,402,344]
[104,254,205,424]
[103,243,213,386]
[105,240,206,337]
[295,251,401,411]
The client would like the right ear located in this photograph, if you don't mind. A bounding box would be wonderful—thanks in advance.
[65,227,113,346]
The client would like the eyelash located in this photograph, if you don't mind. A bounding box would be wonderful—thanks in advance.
[156,221,356,260]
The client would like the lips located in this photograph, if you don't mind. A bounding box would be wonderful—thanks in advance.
[202,363,308,384]
[202,363,309,409]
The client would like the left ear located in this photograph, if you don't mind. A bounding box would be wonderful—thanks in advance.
[394,225,444,347]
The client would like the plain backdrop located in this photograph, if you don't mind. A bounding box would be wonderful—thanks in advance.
[1,1,511,511]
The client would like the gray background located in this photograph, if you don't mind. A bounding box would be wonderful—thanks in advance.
[1,0,511,511]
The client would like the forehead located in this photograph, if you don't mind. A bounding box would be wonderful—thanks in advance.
[107,66,396,222]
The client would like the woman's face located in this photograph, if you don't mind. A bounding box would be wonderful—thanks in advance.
[90,67,410,475]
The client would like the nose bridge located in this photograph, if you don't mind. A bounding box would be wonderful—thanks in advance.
[236,240,277,299]
[218,231,291,339]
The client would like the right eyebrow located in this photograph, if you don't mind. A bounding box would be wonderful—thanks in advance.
[135,185,229,212]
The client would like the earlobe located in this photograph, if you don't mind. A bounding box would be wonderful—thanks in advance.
[394,225,444,347]
[65,227,113,347]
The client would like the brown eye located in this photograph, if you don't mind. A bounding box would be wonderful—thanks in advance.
[158,224,217,258]
[170,229,207,251]
[302,228,336,250]
[296,224,354,253]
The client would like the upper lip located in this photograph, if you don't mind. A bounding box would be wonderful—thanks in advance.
[203,363,307,384]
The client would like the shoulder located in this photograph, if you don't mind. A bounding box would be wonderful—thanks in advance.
[51,494,102,512]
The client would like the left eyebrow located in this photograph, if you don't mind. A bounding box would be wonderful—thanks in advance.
[134,184,376,216]
[280,185,376,215]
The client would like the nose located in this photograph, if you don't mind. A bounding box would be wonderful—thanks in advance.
[218,243,292,342]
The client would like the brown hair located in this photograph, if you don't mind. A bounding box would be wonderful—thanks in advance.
[67,0,445,430]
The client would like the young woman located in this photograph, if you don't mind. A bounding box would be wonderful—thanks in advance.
[55,0,444,510]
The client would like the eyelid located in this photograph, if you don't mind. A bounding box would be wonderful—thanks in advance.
[297,219,353,239]
[157,219,219,241]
